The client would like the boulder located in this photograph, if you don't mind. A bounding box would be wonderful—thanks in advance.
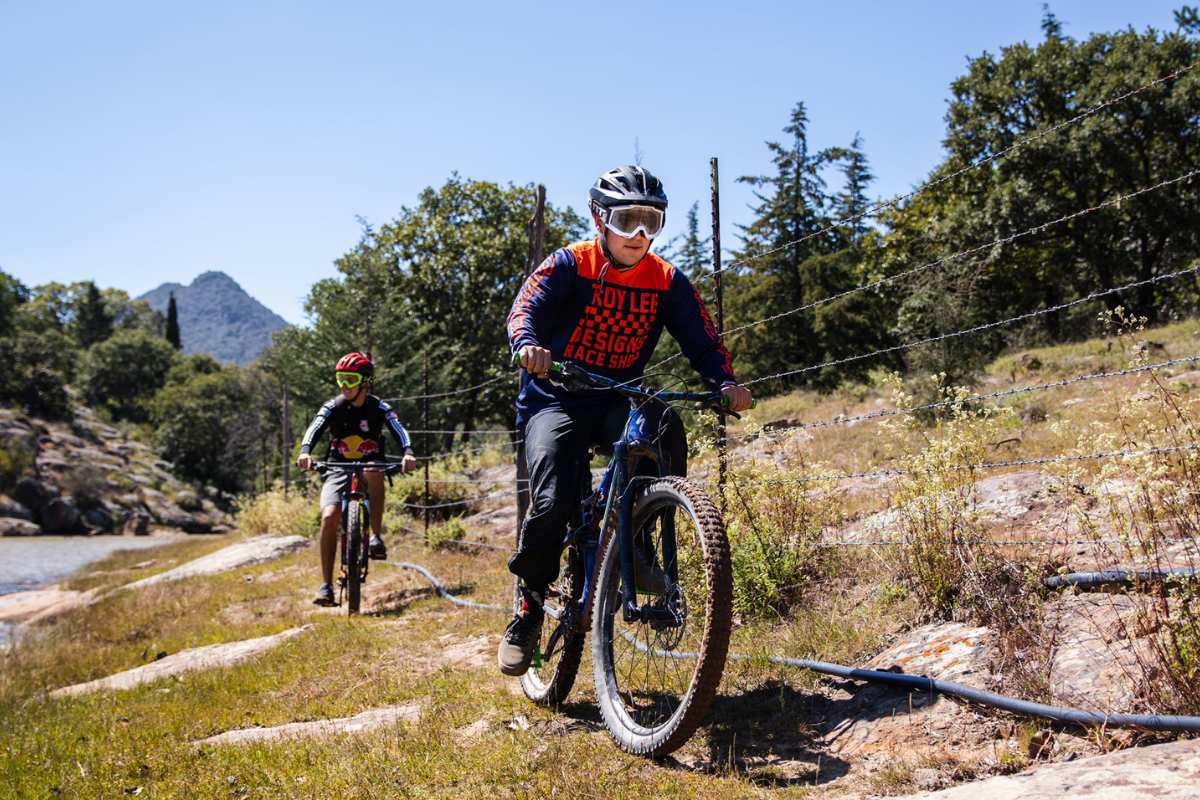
[41,497,82,534]
[895,737,1200,799]
[124,535,308,588]
[121,511,150,535]
[0,495,33,521]
[81,507,115,533]
[175,489,202,511]
[13,477,56,518]
[150,504,197,529]
[0,518,41,536]
[50,625,312,697]
[180,513,214,534]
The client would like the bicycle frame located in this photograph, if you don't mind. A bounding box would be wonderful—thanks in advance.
[543,363,726,639]
[339,471,370,586]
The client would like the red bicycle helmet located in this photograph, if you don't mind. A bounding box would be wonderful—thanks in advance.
[335,352,374,378]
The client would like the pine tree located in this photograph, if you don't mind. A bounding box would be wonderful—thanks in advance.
[662,202,710,275]
[166,292,182,350]
[732,101,838,382]
[72,281,113,347]
[831,132,874,245]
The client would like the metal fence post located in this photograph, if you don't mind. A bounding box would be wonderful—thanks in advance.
[710,157,727,513]
[281,378,290,498]
[423,351,430,540]
[516,185,545,539]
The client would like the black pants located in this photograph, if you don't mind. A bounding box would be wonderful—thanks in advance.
[509,397,687,592]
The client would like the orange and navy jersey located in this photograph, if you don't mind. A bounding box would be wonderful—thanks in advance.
[299,394,412,462]
[507,238,734,424]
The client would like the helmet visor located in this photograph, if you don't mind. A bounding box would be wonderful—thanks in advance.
[335,371,364,389]
[604,205,665,239]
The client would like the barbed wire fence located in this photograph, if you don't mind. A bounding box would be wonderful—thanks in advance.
[340,55,1200,734]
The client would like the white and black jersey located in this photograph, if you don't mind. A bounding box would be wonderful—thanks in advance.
[299,394,412,462]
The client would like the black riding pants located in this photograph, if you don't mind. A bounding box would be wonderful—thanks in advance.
[509,397,687,592]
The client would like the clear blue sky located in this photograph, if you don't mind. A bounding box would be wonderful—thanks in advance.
[0,1,1187,324]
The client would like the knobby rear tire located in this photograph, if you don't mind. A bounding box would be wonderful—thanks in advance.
[517,543,587,706]
[590,477,732,758]
[346,499,363,615]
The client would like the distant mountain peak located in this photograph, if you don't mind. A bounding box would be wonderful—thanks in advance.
[138,271,288,365]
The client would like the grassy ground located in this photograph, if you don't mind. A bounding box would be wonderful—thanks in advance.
[2,532,848,799]
[5,318,1200,798]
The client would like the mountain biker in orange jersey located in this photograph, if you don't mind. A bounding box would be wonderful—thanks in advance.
[499,165,752,675]
[296,352,417,606]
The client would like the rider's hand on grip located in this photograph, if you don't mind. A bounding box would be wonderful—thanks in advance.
[296,453,313,471]
[720,384,753,413]
[517,345,552,378]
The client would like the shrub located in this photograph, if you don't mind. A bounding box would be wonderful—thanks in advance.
[0,440,33,492]
[426,515,467,550]
[722,461,841,618]
[237,486,321,537]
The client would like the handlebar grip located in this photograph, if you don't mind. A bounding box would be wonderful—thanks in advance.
[510,351,563,374]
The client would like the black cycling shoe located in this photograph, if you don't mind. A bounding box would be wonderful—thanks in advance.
[312,583,336,606]
[497,590,544,676]
[369,535,387,560]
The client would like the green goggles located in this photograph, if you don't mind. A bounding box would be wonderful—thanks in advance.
[335,371,365,389]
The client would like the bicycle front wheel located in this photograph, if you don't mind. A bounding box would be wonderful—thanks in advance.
[590,477,732,757]
[345,499,363,615]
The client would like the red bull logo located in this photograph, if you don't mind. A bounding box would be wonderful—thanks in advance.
[333,435,380,460]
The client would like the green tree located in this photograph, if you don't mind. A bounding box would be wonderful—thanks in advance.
[0,330,75,420]
[70,281,114,347]
[830,133,875,246]
[728,102,885,391]
[652,202,711,369]
[0,270,30,338]
[165,292,182,349]
[153,367,256,492]
[263,175,586,447]
[165,353,222,386]
[935,15,1200,333]
[97,289,165,335]
[80,329,177,421]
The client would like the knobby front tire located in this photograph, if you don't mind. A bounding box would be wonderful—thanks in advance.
[346,499,363,615]
[590,478,732,758]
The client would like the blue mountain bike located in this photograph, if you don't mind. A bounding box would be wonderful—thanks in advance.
[514,359,736,757]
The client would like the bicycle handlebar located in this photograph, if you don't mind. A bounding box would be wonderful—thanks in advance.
[510,353,755,414]
[310,457,412,476]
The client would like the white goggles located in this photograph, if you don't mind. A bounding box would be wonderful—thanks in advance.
[602,204,665,239]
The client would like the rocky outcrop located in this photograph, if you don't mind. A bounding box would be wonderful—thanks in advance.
[895,737,1200,799]
[0,407,233,535]
[123,535,308,589]
[50,625,311,697]
[194,704,422,746]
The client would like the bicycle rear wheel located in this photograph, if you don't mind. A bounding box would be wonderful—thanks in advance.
[517,541,586,706]
[590,477,732,757]
[346,498,363,615]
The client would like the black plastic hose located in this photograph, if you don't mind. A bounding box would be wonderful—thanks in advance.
[397,561,1200,734]
[1044,567,1200,590]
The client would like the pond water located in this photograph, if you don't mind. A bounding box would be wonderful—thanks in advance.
[0,535,185,646]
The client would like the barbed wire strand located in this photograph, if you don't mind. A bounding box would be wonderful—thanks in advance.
[649,168,1200,374]
[724,169,1200,342]
[742,265,1200,387]
[405,429,519,435]
[401,487,518,510]
[385,374,508,404]
[728,353,1200,443]
[722,443,1200,486]
[693,59,1199,284]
